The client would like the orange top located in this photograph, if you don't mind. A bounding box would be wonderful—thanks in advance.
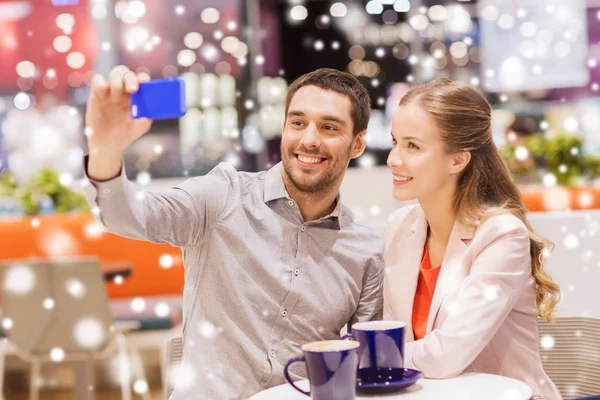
[412,245,442,340]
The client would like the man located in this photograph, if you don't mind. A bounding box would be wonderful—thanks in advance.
[83,67,383,399]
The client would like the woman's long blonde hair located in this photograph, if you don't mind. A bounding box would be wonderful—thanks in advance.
[400,78,560,322]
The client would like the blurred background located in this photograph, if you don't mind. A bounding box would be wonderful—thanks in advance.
[1,0,600,399]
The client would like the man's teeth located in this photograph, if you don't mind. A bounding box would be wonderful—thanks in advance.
[298,155,322,164]
[394,176,412,182]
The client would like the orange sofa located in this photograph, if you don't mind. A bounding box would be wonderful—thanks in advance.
[1,185,600,301]
[520,186,600,212]
[0,212,184,299]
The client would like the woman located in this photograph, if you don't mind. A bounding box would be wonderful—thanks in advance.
[383,78,562,399]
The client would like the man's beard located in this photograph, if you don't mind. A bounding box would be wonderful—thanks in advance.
[281,146,352,194]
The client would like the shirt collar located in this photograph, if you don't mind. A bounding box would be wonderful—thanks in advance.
[263,162,289,203]
[263,162,342,229]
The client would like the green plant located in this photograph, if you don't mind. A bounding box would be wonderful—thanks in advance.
[500,132,600,186]
[582,155,600,178]
[500,144,536,182]
[0,168,89,215]
[0,173,17,198]
[525,132,600,185]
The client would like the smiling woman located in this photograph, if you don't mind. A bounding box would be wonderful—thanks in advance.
[383,78,562,400]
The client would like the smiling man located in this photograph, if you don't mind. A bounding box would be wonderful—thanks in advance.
[83,67,383,400]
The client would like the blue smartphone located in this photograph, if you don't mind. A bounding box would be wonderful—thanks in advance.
[130,77,186,120]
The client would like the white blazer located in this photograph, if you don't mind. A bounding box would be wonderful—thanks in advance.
[383,204,562,400]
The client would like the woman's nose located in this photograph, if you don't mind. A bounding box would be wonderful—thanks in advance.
[387,150,403,168]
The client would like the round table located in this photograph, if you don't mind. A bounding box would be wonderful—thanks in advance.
[249,373,533,400]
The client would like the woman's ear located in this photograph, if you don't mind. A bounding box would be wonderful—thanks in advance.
[451,151,471,174]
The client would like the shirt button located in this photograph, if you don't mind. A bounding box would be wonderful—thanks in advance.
[102,188,111,195]
[301,226,306,232]
[269,350,275,358]
[282,309,287,316]
[288,200,294,206]
[294,269,299,276]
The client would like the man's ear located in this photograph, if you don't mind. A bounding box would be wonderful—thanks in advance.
[451,151,471,174]
[350,131,367,160]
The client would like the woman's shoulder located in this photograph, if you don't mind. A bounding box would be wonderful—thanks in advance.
[476,211,528,236]
[471,211,529,250]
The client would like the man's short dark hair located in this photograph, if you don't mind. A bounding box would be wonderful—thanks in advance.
[285,68,371,136]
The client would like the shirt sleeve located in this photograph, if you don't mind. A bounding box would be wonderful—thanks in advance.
[83,156,234,248]
[349,253,385,326]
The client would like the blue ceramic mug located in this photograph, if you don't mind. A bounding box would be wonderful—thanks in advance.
[343,320,406,383]
[284,340,360,400]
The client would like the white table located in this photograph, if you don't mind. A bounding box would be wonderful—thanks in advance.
[249,373,533,400]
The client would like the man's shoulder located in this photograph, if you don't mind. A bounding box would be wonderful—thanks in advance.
[185,162,266,187]
[208,162,261,180]
[174,163,267,202]
[235,165,269,185]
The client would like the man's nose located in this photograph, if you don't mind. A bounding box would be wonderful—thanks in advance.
[299,124,321,148]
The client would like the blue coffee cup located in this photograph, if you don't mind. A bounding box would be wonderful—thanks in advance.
[343,320,406,382]
[284,340,360,400]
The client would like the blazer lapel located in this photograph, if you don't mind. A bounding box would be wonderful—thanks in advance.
[425,220,474,333]
[390,207,428,342]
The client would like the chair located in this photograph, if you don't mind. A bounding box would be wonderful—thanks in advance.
[538,316,600,399]
[109,294,183,386]
[572,396,600,400]
[162,336,183,400]
[0,258,149,400]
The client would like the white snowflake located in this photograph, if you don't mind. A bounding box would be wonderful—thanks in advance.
[136,171,151,186]
[43,298,56,310]
[84,222,104,239]
[3,264,36,295]
[563,234,579,250]
[173,360,195,389]
[133,379,149,394]
[2,318,14,330]
[483,285,499,301]
[540,335,554,349]
[131,297,146,313]
[65,278,86,298]
[155,303,170,318]
[447,302,462,317]
[198,320,217,339]
[159,254,175,269]
[73,317,106,350]
[50,347,65,363]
